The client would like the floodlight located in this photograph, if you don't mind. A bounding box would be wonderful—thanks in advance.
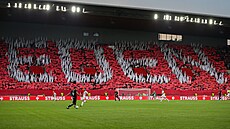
[28,3,32,9]
[201,19,207,24]
[18,3,22,8]
[7,3,11,8]
[154,14,158,20]
[219,21,223,26]
[71,6,76,13]
[56,6,60,11]
[46,4,50,10]
[61,6,67,12]
[164,14,171,20]
[82,8,87,13]
[196,18,200,23]
[33,4,37,9]
[14,3,17,8]
[24,4,28,9]
[174,16,180,21]
[180,16,184,22]
[38,5,42,10]
[209,19,213,25]
[76,7,81,13]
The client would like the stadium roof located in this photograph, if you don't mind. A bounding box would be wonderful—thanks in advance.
[42,0,230,18]
[0,1,230,38]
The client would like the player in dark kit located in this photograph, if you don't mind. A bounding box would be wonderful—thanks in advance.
[218,89,222,100]
[66,87,80,109]
[114,91,120,101]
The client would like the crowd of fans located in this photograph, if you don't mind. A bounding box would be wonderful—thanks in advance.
[0,37,228,90]
[114,41,170,84]
[6,37,114,84]
[128,58,158,68]
[5,37,54,83]
[216,46,230,70]
[115,40,151,50]
[6,37,48,48]
[157,43,190,84]
[114,41,228,85]
[191,43,227,84]
[56,38,113,84]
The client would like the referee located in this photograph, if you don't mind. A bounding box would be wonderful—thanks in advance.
[66,87,80,109]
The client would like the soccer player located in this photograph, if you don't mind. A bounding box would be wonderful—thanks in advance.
[160,90,169,102]
[66,87,80,109]
[114,90,120,101]
[151,91,157,100]
[53,90,57,101]
[227,91,230,100]
[81,88,89,107]
[218,89,222,100]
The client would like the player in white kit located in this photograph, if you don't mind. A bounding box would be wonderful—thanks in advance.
[53,90,57,101]
[81,88,89,107]
[160,90,169,102]
[227,91,230,100]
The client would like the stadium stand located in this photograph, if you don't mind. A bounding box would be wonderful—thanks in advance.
[0,37,229,95]
[216,46,230,70]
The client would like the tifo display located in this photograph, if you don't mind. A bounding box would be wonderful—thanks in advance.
[0,38,229,96]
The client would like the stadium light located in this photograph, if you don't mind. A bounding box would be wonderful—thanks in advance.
[195,18,200,23]
[33,4,37,9]
[38,5,42,10]
[24,4,28,9]
[61,6,67,12]
[28,3,32,9]
[18,3,22,8]
[213,20,218,25]
[180,16,184,22]
[76,7,81,13]
[82,8,89,13]
[154,14,158,20]
[209,19,213,25]
[219,21,223,26]
[174,16,180,21]
[201,19,207,24]
[71,6,76,13]
[56,6,60,11]
[7,3,11,8]
[14,3,17,8]
[46,4,50,11]
[164,14,171,21]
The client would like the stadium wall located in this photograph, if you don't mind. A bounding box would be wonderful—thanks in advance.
[0,21,156,43]
[183,35,227,47]
[0,21,227,46]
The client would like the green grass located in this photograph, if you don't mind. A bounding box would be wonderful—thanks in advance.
[0,100,230,129]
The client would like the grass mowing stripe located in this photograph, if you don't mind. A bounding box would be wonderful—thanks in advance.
[0,101,229,129]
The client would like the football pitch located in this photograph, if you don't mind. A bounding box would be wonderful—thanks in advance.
[0,100,229,129]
